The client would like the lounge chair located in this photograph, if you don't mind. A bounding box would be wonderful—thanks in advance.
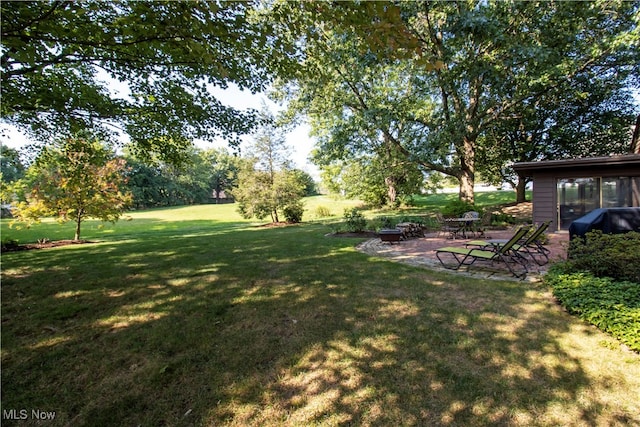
[466,221,552,265]
[435,225,532,278]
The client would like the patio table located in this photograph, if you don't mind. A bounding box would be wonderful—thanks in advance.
[444,217,481,239]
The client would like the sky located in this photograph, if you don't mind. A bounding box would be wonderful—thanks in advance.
[207,85,318,177]
[0,84,319,178]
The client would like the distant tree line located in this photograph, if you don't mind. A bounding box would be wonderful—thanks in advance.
[1,143,318,213]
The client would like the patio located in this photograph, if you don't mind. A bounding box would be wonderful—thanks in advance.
[357,229,570,282]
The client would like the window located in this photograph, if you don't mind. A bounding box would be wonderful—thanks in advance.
[557,178,599,229]
[603,177,640,208]
[557,177,640,230]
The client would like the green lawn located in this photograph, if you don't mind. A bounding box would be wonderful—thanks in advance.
[1,198,639,426]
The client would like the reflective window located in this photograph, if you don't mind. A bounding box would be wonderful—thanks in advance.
[557,177,640,230]
[602,177,640,208]
[557,178,600,230]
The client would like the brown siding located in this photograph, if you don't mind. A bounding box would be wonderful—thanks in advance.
[532,174,558,231]
[514,155,640,232]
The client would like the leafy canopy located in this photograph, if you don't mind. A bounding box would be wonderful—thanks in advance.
[269,0,640,203]
[1,1,287,163]
[11,135,132,240]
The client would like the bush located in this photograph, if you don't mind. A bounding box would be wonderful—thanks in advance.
[314,206,332,218]
[441,200,477,218]
[343,208,367,232]
[1,237,19,251]
[283,202,304,223]
[491,212,517,226]
[376,216,395,229]
[545,270,640,352]
[566,231,640,283]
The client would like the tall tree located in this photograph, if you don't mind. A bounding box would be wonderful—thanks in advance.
[12,135,132,240]
[269,0,639,203]
[314,140,424,207]
[203,148,245,204]
[124,146,245,208]
[0,145,25,184]
[0,145,26,214]
[1,1,286,162]
[478,78,637,202]
[629,113,640,154]
[233,108,304,223]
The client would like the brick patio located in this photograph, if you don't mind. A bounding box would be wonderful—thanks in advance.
[357,229,570,282]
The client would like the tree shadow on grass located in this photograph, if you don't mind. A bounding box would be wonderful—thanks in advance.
[1,224,638,426]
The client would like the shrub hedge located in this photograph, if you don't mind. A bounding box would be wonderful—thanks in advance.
[343,208,367,232]
[545,231,640,352]
[567,231,640,283]
[283,202,304,223]
[440,200,478,218]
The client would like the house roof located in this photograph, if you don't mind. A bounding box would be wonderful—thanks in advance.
[513,154,640,177]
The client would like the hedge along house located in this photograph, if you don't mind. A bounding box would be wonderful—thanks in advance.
[512,154,640,232]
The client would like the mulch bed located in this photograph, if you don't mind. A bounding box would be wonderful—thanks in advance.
[1,240,94,252]
[326,231,379,238]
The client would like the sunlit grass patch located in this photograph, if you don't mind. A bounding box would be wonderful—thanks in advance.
[1,204,639,426]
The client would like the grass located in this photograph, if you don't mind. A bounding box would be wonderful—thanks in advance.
[2,196,639,426]
[401,190,531,213]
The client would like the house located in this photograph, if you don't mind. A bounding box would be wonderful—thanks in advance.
[513,154,640,232]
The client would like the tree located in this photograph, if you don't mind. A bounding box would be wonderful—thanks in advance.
[632,113,640,154]
[1,1,288,162]
[0,145,26,216]
[123,146,245,208]
[232,109,305,223]
[0,146,25,184]
[315,146,423,207]
[123,157,171,209]
[290,169,318,197]
[478,77,637,202]
[269,1,639,203]
[205,148,245,204]
[12,135,132,240]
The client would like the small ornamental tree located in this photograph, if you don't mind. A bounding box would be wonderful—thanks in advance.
[232,106,305,223]
[13,136,132,240]
[233,167,305,223]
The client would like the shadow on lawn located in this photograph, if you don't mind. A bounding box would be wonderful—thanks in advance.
[1,224,637,426]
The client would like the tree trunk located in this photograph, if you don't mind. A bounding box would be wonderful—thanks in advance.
[459,171,474,204]
[74,211,82,241]
[515,177,528,203]
[631,113,640,154]
[385,176,397,205]
[458,136,475,204]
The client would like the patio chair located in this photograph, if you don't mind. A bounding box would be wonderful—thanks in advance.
[463,211,481,237]
[474,210,493,238]
[466,221,552,265]
[435,212,458,239]
[435,225,532,278]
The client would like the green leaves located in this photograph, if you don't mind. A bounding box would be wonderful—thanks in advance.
[268,1,638,204]
[232,108,305,223]
[547,272,640,352]
[546,231,640,352]
[1,1,271,162]
[11,135,132,240]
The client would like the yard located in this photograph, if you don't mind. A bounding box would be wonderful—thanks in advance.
[1,198,639,426]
